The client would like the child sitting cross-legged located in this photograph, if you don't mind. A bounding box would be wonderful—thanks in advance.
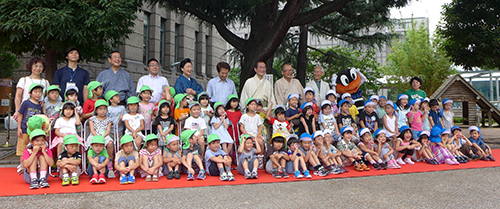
[337,126,369,172]
[57,135,83,186]
[298,133,330,176]
[323,130,346,173]
[180,130,206,180]
[163,135,182,180]
[87,135,109,184]
[205,134,235,181]
[139,134,163,182]
[357,128,386,170]
[115,135,140,184]
[22,129,54,189]
[265,133,290,179]
[416,131,439,165]
[237,134,261,179]
[285,135,311,178]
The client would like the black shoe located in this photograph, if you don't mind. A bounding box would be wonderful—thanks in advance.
[373,163,381,170]
[167,171,174,180]
[174,170,180,179]
[381,162,388,170]
[38,178,50,188]
[488,155,496,161]
[29,178,39,189]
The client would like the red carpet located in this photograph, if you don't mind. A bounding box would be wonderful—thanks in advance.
[2,150,500,197]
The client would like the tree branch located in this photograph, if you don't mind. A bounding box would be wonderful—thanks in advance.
[291,0,353,26]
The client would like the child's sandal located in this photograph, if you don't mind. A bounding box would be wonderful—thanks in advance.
[152,175,159,182]
[145,175,152,182]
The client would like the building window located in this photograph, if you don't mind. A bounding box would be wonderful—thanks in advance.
[195,31,200,75]
[143,12,150,65]
[175,23,180,63]
[160,18,166,67]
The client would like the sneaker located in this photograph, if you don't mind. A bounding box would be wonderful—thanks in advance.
[98,173,106,183]
[174,170,180,179]
[108,170,116,179]
[294,170,304,178]
[380,162,388,170]
[62,176,70,186]
[303,170,312,178]
[480,156,490,161]
[251,170,258,179]
[432,159,440,165]
[318,167,330,176]
[373,163,381,170]
[167,171,174,180]
[30,178,39,189]
[404,158,415,165]
[219,172,228,181]
[272,168,281,179]
[120,175,128,184]
[71,175,79,185]
[488,155,496,161]
[281,168,289,179]
[341,165,349,172]
[472,154,481,161]
[445,158,454,165]
[186,173,194,181]
[257,156,264,169]
[452,158,460,165]
[360,163,370,171]
[426,159,434,165]
[128,174,135,184]
[387,162,399,169]
[227,172,235,181]
[354,164,363,172]
[197,169,206,180]
[244,170,252,179]
[17,164,24,175]
[90,174,99,184]
[396,158,406,165]
[331,166,342,175]
[39,178,50,188]
[463,155,471,161]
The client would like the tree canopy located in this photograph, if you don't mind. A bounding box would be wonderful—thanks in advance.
[437,0,500,70]
[0,0,142,81]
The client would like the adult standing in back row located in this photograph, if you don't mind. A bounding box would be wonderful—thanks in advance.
[306,66,330,105]
[52,46,90,105]
[206,61,237,104]
[240,61,276,110]
[97,51,135,105]
[274,64,305,106]
[136,58,169,104]
[174,58,204,102]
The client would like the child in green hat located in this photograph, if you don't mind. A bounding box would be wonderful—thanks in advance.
[205,134,234,181]
[82,81,104,121]
[174,93,190,136]
[22,129,54,189]
[88,135,110,184]
[139,134,163,182]
[180,129,206,180]
[56,135,83,186]
[52,101,83,158]
[139,85,156,135]
[122,96,146,149]
[115,135,140,184]
[163,135,181,179]
[86,99,115,178]
[44,85,63,121]
[105,90,127,138]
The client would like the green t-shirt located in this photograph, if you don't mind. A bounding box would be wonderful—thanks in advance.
[404,89,427,100]
[87,148,109,158]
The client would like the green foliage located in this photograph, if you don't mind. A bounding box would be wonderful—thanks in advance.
[228,67,241,93]
[437,0,500,70]
[383,21,456,97]
[0,52,19,78]
[0,0,141,63]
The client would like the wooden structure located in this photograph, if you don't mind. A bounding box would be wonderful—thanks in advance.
[431,74,500,127]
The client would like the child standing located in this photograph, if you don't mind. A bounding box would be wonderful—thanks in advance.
[86,100,113,154]
[285,93,301,132]
[225,94,242,142]
[163,135,182,179]
[396,94,410,129]
[87,135,109,184]
[181,130,206,180]
[123,96,145,148]
[323,130,346,173]
[82,81,103,121]
[394,126,420,165]
[376,96,387,121]
[105,90,127,138]
[342,93,359,120]
[265,133,290,178]
[237,134,261,179]
[139,134,163,181]
[442,99,454,131]
[198,92,213,134]
[115,135,140,184]
[373,129,400,169]
[239,98,265,155]
[337,127,369,172]
[468,126,495,161]
[153,100,175,146]
[335,99,356,137]
[383,100,399,141]
[22,129,54,189]
[407,99,424,139]
[205,134,235,181]
[325,90,339,117]
[358,100,379,133]
[303,87,319,116]
[44,85,62,122]
[57,135,83,186]
[357,128,387,170]
[428,99,444,128]
[211,102,234,155]
[298,133,330,176]
[64,86,83,115]
[51,102,83,158]
[416,131,439,164]
[139,85,156,135]
[429,126,460,165]
[420,98,431,131]
[184,102,207,155]
[266,103,292,139]
[299,102,316,135]
[318,100,339,139]
[286,136,311,178]
[174,93,190,136]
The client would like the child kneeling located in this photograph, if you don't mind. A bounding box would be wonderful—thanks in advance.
[22,129,54,189]
[57,135,83,186]
[139,134,163,182]
[205,134,235,181]
[115,135,140,184]
[87,135,109,184]
[237,134,261,179]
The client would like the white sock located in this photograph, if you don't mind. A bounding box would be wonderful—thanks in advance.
[63,173,69,178]
[71,172,78,177]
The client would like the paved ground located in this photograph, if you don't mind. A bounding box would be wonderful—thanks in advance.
[1,167,500,208]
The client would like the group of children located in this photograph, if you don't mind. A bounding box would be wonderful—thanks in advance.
[17,76,496,189]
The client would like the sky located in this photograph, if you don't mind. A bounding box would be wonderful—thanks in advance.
[390,0,452,35]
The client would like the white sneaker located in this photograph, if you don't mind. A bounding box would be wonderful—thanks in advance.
[396,158,406,165]
[17,164,24,175]
[108,170,116,178]
[404,158,415,165]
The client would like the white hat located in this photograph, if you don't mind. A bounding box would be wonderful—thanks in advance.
[369,95,379,101]
[303,87,315,95]
[341,93,351,99]
[320,100,332,107]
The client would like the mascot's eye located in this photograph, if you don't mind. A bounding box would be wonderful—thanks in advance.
[340,75,349,86]
[350,69,357,80]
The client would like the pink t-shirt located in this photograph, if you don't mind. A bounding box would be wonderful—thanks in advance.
[139,102,156,131]
[22,148,53,161]
[406,111,423,131]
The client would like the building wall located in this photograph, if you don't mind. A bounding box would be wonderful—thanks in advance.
[13,4,227,89]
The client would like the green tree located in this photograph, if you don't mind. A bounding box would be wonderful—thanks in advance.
[151,0,410,90]
[383,21,456,97]
[0,0,142,81]
[437,0,500,70]
[0,51,19,78]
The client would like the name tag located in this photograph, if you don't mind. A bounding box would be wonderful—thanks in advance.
[66,82,76,90]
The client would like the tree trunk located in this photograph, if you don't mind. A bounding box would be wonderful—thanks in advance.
[43,45,57,83]
[297,24,308,87]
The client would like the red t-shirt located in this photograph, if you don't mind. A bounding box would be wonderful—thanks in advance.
[82,99,102,114]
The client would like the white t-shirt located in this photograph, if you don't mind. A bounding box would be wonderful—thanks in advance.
[54,117,77,134]
[184,116,207,136]
[122,113,144,135]
[16,76,50,102]
[238,113,263,135]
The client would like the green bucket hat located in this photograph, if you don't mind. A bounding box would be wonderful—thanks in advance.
[188,101,200,109]
[29,129,46,141]
[127,96,140,105]
[104,90,119,102]
[157,99,171,110]
[174,94,188,109]
[197,92,210,100]
[47,85,61,93]
[207,134,221,144]
[169,86,176,97]
[90,135,106,145]
[213,102,224,110]
[180,129,196,149]
[120,135,134,146]
[166,135,180,145]
[63,135,82,145]
[245,97,257,106]
[140,85,153,94]
[227,94,238,102]
[29,83,44,93]
[143,134,159,148]
[87,81,102,98]
[93,99,108,115]
[239,134,252,145]
[27,115,45,136]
